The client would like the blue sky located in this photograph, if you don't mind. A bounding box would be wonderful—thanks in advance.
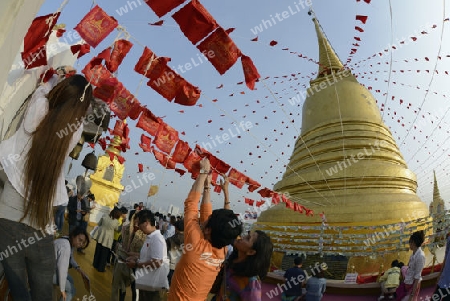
[38,0,450,215]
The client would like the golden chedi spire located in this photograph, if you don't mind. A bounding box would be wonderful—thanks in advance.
[429,170,445,215]
[311,17,344,80]
[255,15,429,267]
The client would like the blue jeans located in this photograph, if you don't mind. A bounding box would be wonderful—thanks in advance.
[55,205,66,232]
[53,273,76,301]
[0,218,55,301]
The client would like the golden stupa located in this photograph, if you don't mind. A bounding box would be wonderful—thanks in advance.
[89,132,125,209]
[254,17,432,277]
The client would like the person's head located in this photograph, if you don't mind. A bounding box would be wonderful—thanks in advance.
[313,269,326,278]
[391,259,399,268]
[137,209,157,234]
[87,193,95,202]
[23,74,93,229]
[398,262,405,269]
[133,203,139,209]
[110,208,122,220]
[170,216,176,226]
[409,230,425,250]
[175,220,184,232]
[120,206,128,219]
[177,215,181,221]
[139,202,144,208]
[69,227,90,250]
[230,230,273,279]
[203,209,242,249]
[294,257,303,267]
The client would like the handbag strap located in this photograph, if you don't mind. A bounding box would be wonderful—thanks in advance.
[221,262,228,299]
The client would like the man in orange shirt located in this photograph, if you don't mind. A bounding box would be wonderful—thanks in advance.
[168,158,242,301]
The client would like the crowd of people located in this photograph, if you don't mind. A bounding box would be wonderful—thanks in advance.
[0,67,447,301]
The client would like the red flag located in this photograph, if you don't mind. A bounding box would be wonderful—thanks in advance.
[139,134,152,152]
[256,200,265,207]
[285,200,295,210]
[355,26,364,32]
[128,103,143,120]
[135,47,156,77]
[150,20,164,26]
[145,0,186,17]
[197,27,241,75]
[106,39,133,72]
[244,198,254,206]
[71,43,91,58]
[228,168,247,189]
[138,163,144,173]
[241,55,260,90]
[74,5,118,48]
[153,148,176,169]
[154,122,179,154]
[271,193,280,205]
[209,155,230,174]
[147,65,184,101]
[106,150,115,161]
[110,84,141,120]
[294,203,304,213]
[269,40,278,46]
[183,150,202,178]
[81,59,112,86]
[117,155,126,164]
[355,15,368,24]
[22,13,60,69]
[111,120,126,137]
[172,0,218,45]
[258,188,273,198]
[174,82,201,106]
[97,138,107,150]
[92,77,119,104]
[136,108,161,136]
[175,168,186,176]
[246,178,261,193]
[172,140,191,163]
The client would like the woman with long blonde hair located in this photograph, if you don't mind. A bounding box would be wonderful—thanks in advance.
[0,67,93,300]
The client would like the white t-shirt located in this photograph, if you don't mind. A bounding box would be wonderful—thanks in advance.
[140,230,167,263]
[404,248,425,284]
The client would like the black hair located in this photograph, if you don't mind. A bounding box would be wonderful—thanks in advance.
[409,230,425,247]
[69,227,90,249]
[175,220,184,232]
[120,206,128,214]
[170,216,177,224]
[227,230,273,279]
[110,208,122,219]
[133,203,139,209]
[398,262,405,269]
[294,257,303,266]
[391,260,399,268]
[138,209,157,227]
[205,209,242,249]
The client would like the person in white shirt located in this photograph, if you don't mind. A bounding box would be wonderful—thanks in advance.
[398,230,425,301]
[0,67,93,300]
[127,210,168,301]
